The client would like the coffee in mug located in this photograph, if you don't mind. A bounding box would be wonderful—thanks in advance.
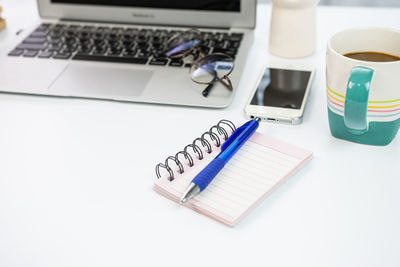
[344,51,400,62]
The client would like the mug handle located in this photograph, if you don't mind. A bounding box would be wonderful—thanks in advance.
[344,66,374,135]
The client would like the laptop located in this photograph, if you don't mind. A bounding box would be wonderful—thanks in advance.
[0,0,256,108]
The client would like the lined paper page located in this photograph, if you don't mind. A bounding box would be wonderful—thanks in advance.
[170,140,302,221]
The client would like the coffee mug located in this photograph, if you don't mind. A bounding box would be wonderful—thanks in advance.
[326,27,400,146]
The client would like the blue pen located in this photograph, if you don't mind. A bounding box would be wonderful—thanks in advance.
[180,117,261,204]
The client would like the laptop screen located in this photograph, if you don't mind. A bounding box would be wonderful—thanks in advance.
[51,0,240,12]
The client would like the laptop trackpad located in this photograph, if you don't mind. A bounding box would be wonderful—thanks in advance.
[49,64,153,98]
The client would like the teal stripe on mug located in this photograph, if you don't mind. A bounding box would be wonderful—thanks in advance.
[328,108,400,146]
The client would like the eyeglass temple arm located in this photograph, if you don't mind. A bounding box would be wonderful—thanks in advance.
[202,74,233,97]
[220,76,233,91]
[202,74,217,97]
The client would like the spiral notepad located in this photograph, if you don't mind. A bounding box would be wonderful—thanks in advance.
[154,120,313,227]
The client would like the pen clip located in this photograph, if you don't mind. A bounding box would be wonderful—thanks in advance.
[220,120,252,151]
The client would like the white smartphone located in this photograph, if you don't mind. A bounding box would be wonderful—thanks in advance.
[244,63,315,124]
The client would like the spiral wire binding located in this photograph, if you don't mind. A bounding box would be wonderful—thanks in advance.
[155,119,236,181]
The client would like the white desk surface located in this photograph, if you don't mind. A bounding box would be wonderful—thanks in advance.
[0,1,399,266]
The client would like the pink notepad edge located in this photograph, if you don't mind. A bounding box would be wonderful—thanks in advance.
[154,132,313,227]
[250,132,312,160]
[153,185,235,227]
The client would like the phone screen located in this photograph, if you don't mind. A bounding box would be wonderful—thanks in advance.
[250,68,312,109]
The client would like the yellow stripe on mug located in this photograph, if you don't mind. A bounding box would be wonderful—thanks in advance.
[327,85,400,109]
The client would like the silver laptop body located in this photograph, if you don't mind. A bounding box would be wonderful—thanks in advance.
[0,0,256,108]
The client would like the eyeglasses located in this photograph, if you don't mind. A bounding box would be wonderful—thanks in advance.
[164,30,234,97]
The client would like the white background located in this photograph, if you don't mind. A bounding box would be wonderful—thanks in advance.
[0,1,399,266]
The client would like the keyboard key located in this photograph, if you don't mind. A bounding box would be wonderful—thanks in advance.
[73,53,148,64]
[137,50,151,58]
[136,35,148,43]
[92,48,107,56]
[38,51,53,58]
[65,37,77,44]
[199,45,211,54]
[200,31,212,39]
[149,57,168,66]
[65,43,78,51]
[23,50,38,57]
[110,27,124,34]
[53,52,71,59]
[23,37,47,44]
[108,40,120,48]
[47,44,63,52]
[121,40,134,49]
[17,43,47,51]
[93,39,105,46]
[63,30,77,38]
[229,33,243,41]
[169,59,183,67]
[96,26,109,33]
[8,50,24,56]
[213,48,237,56]
[139,29,153,36]
[137,41,148,49]
[108,50,123,56]
[78,31,91,39]
[30,31,47,38]
[150,50,165,58]
[107,33,119,41]
[79,46,93,53]
[67,25,81,31]
[82,25,95,31]
[35,24,50,32]
[54,23,68,29]
[214,40,226,49]
[49,29,63,38]
[227,40,240,49]
[122,50,137,57]
[124,28,139,34]
[209,33,221,41]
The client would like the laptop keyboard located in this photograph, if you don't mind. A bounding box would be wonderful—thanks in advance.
[8,23,243,67]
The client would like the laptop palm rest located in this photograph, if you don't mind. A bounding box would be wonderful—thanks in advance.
[49,64,153,99]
